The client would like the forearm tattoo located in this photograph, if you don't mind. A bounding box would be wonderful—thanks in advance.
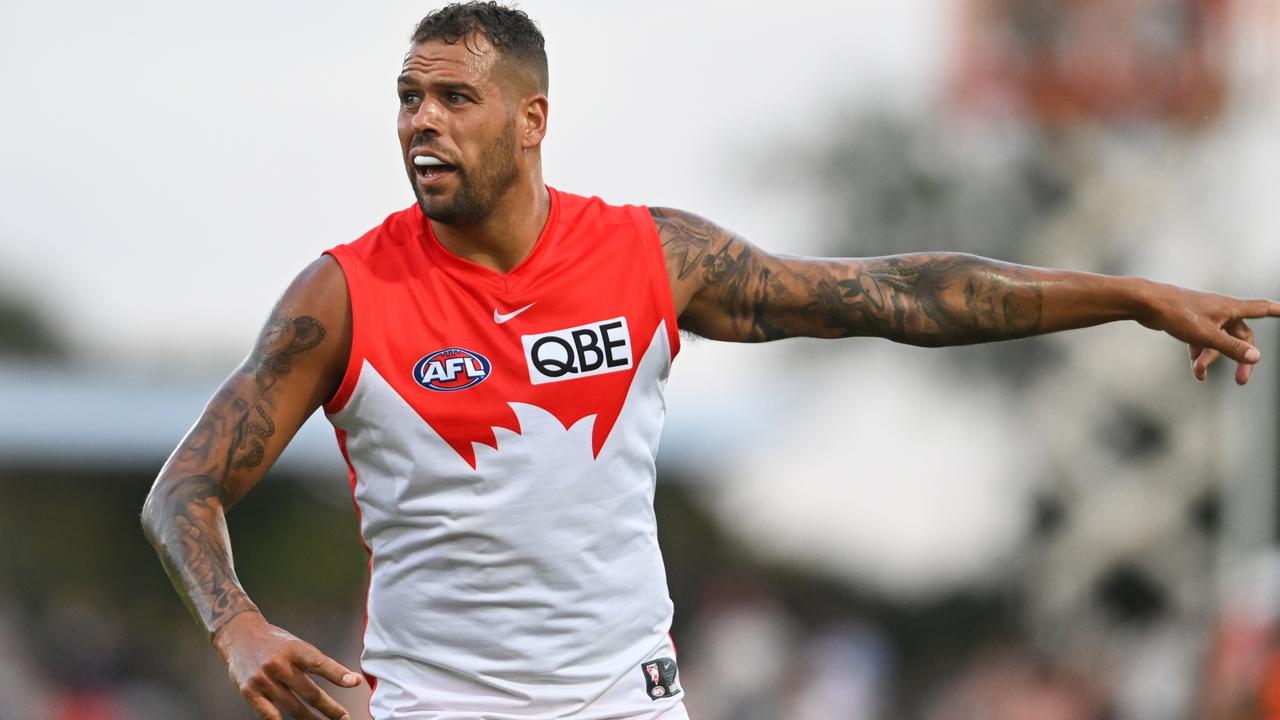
[147,474,259,632]
[143,312,326,634]
[653,207,1043,345]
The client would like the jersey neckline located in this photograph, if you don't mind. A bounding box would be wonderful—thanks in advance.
[417,186,561,295]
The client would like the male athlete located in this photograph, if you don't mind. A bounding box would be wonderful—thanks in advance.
[141,4,1280,720]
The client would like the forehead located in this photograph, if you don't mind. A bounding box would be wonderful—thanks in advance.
[400,37,499,86]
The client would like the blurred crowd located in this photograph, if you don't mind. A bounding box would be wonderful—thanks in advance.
[4,472,1280,720]
[10,549,1280,720]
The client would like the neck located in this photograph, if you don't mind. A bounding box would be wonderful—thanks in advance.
[430,171,551,274]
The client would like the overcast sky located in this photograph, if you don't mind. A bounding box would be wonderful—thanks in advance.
[0,0,943,368]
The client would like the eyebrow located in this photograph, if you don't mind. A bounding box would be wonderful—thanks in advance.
[397,76,482,96]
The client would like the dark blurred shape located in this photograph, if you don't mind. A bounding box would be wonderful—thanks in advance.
[1093,562,1167,625]
[952,0,1232,128]
[36,602,127,689]
[813,114,1058,261]
[1095,403,1169,461]
[1189,489,1222,538]
[1033,491,1068,538]
[1020,159,1072,214]
[0,293,66,359]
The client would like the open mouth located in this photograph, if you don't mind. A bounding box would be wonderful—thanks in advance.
[414,154,457,183]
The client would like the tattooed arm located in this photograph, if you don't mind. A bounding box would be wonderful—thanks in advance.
[141,256,361,720]
[654,207,1280,384]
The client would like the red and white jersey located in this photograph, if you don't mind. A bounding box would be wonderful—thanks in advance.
[324,188,687,719]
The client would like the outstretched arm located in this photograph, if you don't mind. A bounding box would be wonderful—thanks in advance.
[141,256,361,720]
[654,207,1280,384]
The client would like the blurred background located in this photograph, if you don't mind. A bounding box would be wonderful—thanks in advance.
[2,0,1279,718]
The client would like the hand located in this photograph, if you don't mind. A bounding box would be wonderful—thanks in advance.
[1138,282,1280,385]
[212,612,362,720]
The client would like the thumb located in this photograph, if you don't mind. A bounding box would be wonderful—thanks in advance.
[1211,330,1261,364]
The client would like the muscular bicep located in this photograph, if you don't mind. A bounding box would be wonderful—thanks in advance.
[157,255,351,505]
[680,246,883,342]
[654,206,861,342]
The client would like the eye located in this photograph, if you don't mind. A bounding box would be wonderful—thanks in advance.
[399,91,421,107]
[445,91,469,105]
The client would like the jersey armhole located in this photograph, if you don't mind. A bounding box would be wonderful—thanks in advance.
[322,246,366,415]
[634,205,682,360]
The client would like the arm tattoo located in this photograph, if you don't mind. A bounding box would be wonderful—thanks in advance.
[698,233,796,341]
[658,208,711,281]
[653,207,1044,345]
[802,255,1044,344]
[656,207,798,341]
[144,474,260,633]
[143,310,326,634]
[251,315,326,381]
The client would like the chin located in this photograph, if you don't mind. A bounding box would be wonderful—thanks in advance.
[416,196,462,226]
[413,189,446,215]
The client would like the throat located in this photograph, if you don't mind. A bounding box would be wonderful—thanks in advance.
[428,187,553,274]
[431,222,538,274]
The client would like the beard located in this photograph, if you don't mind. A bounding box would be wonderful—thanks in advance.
[412,122,520,227]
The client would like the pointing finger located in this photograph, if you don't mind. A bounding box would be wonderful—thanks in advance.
[1242,299,1280,318]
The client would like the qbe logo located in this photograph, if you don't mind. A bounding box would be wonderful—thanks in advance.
[413,348,492,392]
[522,317,632,385]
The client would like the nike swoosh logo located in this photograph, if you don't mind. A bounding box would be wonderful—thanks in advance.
[493,302,536,324]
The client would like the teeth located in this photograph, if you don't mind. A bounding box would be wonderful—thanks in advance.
[414,155,446,167]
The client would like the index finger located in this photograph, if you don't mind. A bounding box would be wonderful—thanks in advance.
[298,647,362,688]
[1246,299,1280,318]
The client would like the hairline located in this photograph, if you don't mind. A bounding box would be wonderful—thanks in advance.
[409,31,547,97]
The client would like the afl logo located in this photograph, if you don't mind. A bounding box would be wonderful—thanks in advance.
[413,348,491,392]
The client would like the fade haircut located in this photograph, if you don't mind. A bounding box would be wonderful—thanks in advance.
[412,2,548,94]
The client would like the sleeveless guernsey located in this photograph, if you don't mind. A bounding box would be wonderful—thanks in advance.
[323,188,687,720]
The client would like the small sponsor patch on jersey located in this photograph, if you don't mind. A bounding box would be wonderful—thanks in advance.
[640,657,680,700]
[522,317,632,385]
[413,348,492,392]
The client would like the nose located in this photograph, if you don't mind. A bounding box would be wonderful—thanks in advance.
[411,97,444,135]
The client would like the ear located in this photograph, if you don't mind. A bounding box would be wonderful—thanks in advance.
[518,94,549,150]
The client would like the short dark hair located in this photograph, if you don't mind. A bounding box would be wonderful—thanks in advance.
[412,2,548,94]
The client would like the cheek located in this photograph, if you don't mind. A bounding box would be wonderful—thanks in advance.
[471,120,511,154]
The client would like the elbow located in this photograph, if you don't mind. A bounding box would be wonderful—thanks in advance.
[140,483,164,545]
[139,473,224,546]
[140,475,182,547]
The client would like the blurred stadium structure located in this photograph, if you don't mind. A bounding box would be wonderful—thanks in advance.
[2,1,1279,718]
